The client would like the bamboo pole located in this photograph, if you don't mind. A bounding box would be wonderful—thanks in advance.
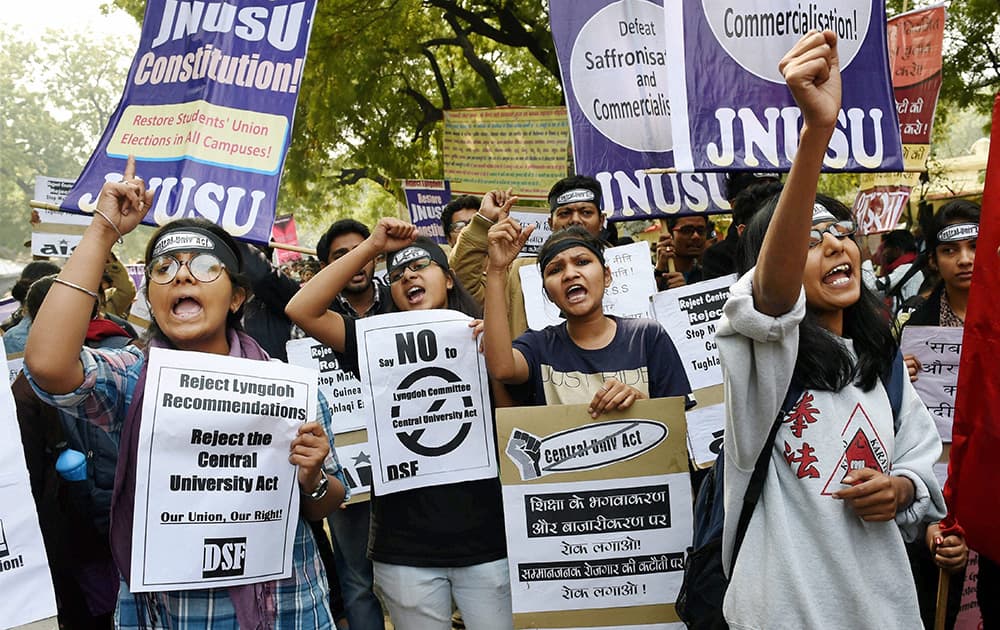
[934,567,949,630]
[29,200,317,255]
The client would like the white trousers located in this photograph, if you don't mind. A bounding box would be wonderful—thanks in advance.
[373,559,513,630]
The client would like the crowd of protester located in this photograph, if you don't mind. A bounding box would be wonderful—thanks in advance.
[7,31,995,630]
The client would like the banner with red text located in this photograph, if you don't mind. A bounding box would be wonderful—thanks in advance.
[60,0,317,244]
[852,184,911,235]
[271,214,302,264]
[887,4,946,171]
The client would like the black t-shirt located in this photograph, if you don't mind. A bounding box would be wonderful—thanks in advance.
[340,315,507,567]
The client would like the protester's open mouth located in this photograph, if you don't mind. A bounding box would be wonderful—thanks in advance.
[172,296,203,320]
[406,285,426,305]
[351,272,366,282]
[565,284,587,304]
[823,263,852,286]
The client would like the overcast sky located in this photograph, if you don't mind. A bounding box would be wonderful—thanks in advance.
[1,0,139,37]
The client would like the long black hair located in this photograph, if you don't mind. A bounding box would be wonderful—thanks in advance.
[141,218,253,345]
[737,193,897,392]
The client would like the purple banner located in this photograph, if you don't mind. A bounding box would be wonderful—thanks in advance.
[403,180,451,245]
[60,0,317,244]
[549,0,729,221]
[666,0,903,172]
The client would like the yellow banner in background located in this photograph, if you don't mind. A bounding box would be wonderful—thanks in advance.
[859,172,922,189]
[444,106,569,200]
[109,101,288,174]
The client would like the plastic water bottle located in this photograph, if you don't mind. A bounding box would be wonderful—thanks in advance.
[55,449,87,481]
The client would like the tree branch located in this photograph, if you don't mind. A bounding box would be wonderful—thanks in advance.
[443,12,507,105]
[424,0,561,80]
[402,84,443,141]
[336,167,388,188]
[421,45,451,111]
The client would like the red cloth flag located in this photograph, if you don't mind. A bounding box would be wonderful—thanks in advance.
[943,93,1000,563]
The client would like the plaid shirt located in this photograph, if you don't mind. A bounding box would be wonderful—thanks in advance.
[27,344,346,629]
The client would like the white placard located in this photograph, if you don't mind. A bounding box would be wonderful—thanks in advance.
[33,176,77,206]
[899,325,963,443]
[6,355,23,385]
[30,227,86,259]
[510,209,554,258]
[30,204,92,259]
[285,339,373,499]
[520,264,564,330]
[333,436,374,499]
[354,310,497,494]
[685,401,725,469]
[0,353,58,628]
[521,241,659,331]
[502,474,691,613]
[286,338,369,434]
[0,298,18,329]
[131,348,316,592]
[650,275,735,391]
[34,208,90,226]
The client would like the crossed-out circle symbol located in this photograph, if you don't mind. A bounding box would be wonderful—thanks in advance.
[390,366,474,457]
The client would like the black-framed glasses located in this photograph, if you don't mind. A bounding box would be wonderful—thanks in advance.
[808,221,856,248]
[449,220,471,234]
[147,253,226,285]
[387,257,435,283]
[673,225,706,237]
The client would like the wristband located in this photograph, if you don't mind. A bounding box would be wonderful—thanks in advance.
[304,475,329,501]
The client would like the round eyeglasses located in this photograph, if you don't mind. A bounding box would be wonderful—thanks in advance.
[808,220,856,248]
[147,253,226,285]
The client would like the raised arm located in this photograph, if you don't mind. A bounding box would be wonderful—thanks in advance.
[285,218,417,351]
[753,30,841,316]
[483,217,533,384]
[238,242,301,315]
[26,156,152,394]
[449,189,517,304]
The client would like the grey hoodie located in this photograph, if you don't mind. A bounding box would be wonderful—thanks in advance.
[716,269,945,630]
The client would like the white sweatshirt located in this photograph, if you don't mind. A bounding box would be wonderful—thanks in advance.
[716,269,945,630]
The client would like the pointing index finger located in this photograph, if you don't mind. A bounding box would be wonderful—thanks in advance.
[124,154,137,180]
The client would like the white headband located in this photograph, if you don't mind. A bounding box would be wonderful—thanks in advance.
[555,188,596,206]
[937,223,978,243]
[152,231,214,257]
[391,246,431,267]
[812,203,837,224]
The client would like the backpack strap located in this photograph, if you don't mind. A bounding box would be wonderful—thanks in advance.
[727,352,905,574]
[730,382,804,573]
[884,349,905,434]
